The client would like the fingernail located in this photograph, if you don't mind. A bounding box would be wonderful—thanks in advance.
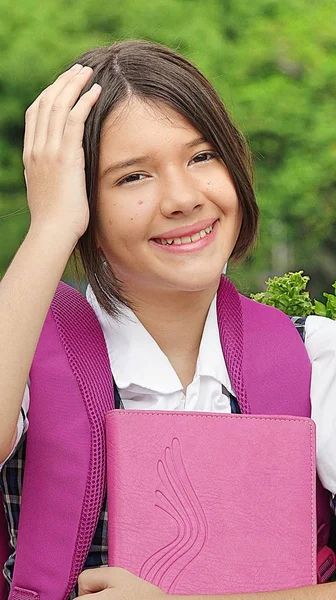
[70,63,82,70]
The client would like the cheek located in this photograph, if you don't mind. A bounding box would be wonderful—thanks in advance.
[211,181,240,216]
[97,191,155,248]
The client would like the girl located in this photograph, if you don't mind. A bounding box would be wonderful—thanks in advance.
[1,40,336,599]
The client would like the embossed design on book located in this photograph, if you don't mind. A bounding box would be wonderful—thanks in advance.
[140,437,208,592]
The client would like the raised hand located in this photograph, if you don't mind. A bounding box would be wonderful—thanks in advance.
[0,64,102,464]
[23,63,101,243]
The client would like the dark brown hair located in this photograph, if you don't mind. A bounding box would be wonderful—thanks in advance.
[72,39,259,314]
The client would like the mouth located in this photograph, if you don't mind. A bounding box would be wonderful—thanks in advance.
[150,219,219,253]
[152,220,218,246]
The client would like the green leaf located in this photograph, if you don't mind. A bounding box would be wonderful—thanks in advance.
[313,300,327,317]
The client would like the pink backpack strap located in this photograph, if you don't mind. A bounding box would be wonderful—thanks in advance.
[10,282,114,600]
[216,275,312,416]
[216,276,334,581]
[216,275,250,413]
[0,500,9,600]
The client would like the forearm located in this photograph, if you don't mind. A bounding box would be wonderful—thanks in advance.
[0,224,76,460]
[173,581,336,600]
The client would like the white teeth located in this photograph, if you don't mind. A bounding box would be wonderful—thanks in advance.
[156,222,215,246]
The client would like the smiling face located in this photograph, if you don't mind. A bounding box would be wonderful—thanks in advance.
[96,97,242,299]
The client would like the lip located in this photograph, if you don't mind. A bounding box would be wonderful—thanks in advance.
[149,219,219,254]
[152,218,218,241]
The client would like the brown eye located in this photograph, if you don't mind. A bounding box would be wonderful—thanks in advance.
[117,173,146,186]
[191,151,217,164]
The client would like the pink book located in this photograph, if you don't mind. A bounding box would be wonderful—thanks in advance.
[106,410,317,595]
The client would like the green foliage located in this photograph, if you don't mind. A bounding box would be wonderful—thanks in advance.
[314,283,336,320]
[251,271,336,319]
[0,0,335,295]
[250,271,314,317]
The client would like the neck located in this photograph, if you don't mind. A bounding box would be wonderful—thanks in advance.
[126,281,219,390]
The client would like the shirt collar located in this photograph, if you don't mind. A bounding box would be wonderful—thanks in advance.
[86,285,233,395]
[195,295,233,393]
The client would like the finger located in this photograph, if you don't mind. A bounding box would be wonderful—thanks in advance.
[46,66,98,147]
[32,64,86,149]
[61,83,102,152]
[23,92,44,164]
[78,566,114,595]
[75,592,113,599]
[33,64,84,148]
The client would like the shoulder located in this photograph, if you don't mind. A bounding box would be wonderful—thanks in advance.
[238,293,295,329]
[47,281,100,332]
[52,281,90,311]
[239,293,288,318]
[305,315,336,360]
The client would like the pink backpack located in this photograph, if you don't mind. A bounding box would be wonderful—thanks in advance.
[0,506,8,599]
[0,277,334,599]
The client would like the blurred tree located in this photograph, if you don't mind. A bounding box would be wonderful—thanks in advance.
[211,0,336,297]
[0,0,335,298]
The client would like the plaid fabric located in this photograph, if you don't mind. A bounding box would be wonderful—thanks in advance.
[290,316,307,342]
[0,429,26,589]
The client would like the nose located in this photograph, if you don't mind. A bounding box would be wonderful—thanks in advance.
[159,170,204,218]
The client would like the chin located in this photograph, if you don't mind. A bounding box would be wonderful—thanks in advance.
[163,267,224,294]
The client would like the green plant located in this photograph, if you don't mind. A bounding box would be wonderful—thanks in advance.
[250,271,314,317]
[314,283,336,320]
[250,271,336,320]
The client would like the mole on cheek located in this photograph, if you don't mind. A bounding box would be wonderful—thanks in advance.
[138,200,144,205]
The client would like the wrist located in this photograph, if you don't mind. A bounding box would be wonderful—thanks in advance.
[28,221,79,253]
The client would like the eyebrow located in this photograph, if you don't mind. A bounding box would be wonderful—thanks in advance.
[100,136,208,178]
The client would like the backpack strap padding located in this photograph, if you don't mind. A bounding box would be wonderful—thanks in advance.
[10,282,114,600]
[216,276,250,413]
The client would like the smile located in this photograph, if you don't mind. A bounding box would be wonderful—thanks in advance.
[153,223,215,246]
[150,220,219,254]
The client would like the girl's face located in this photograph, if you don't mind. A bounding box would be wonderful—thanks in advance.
[96,97,242,297]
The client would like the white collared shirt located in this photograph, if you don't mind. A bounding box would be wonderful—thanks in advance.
[86,286,233,414]
[3,286,336,496]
